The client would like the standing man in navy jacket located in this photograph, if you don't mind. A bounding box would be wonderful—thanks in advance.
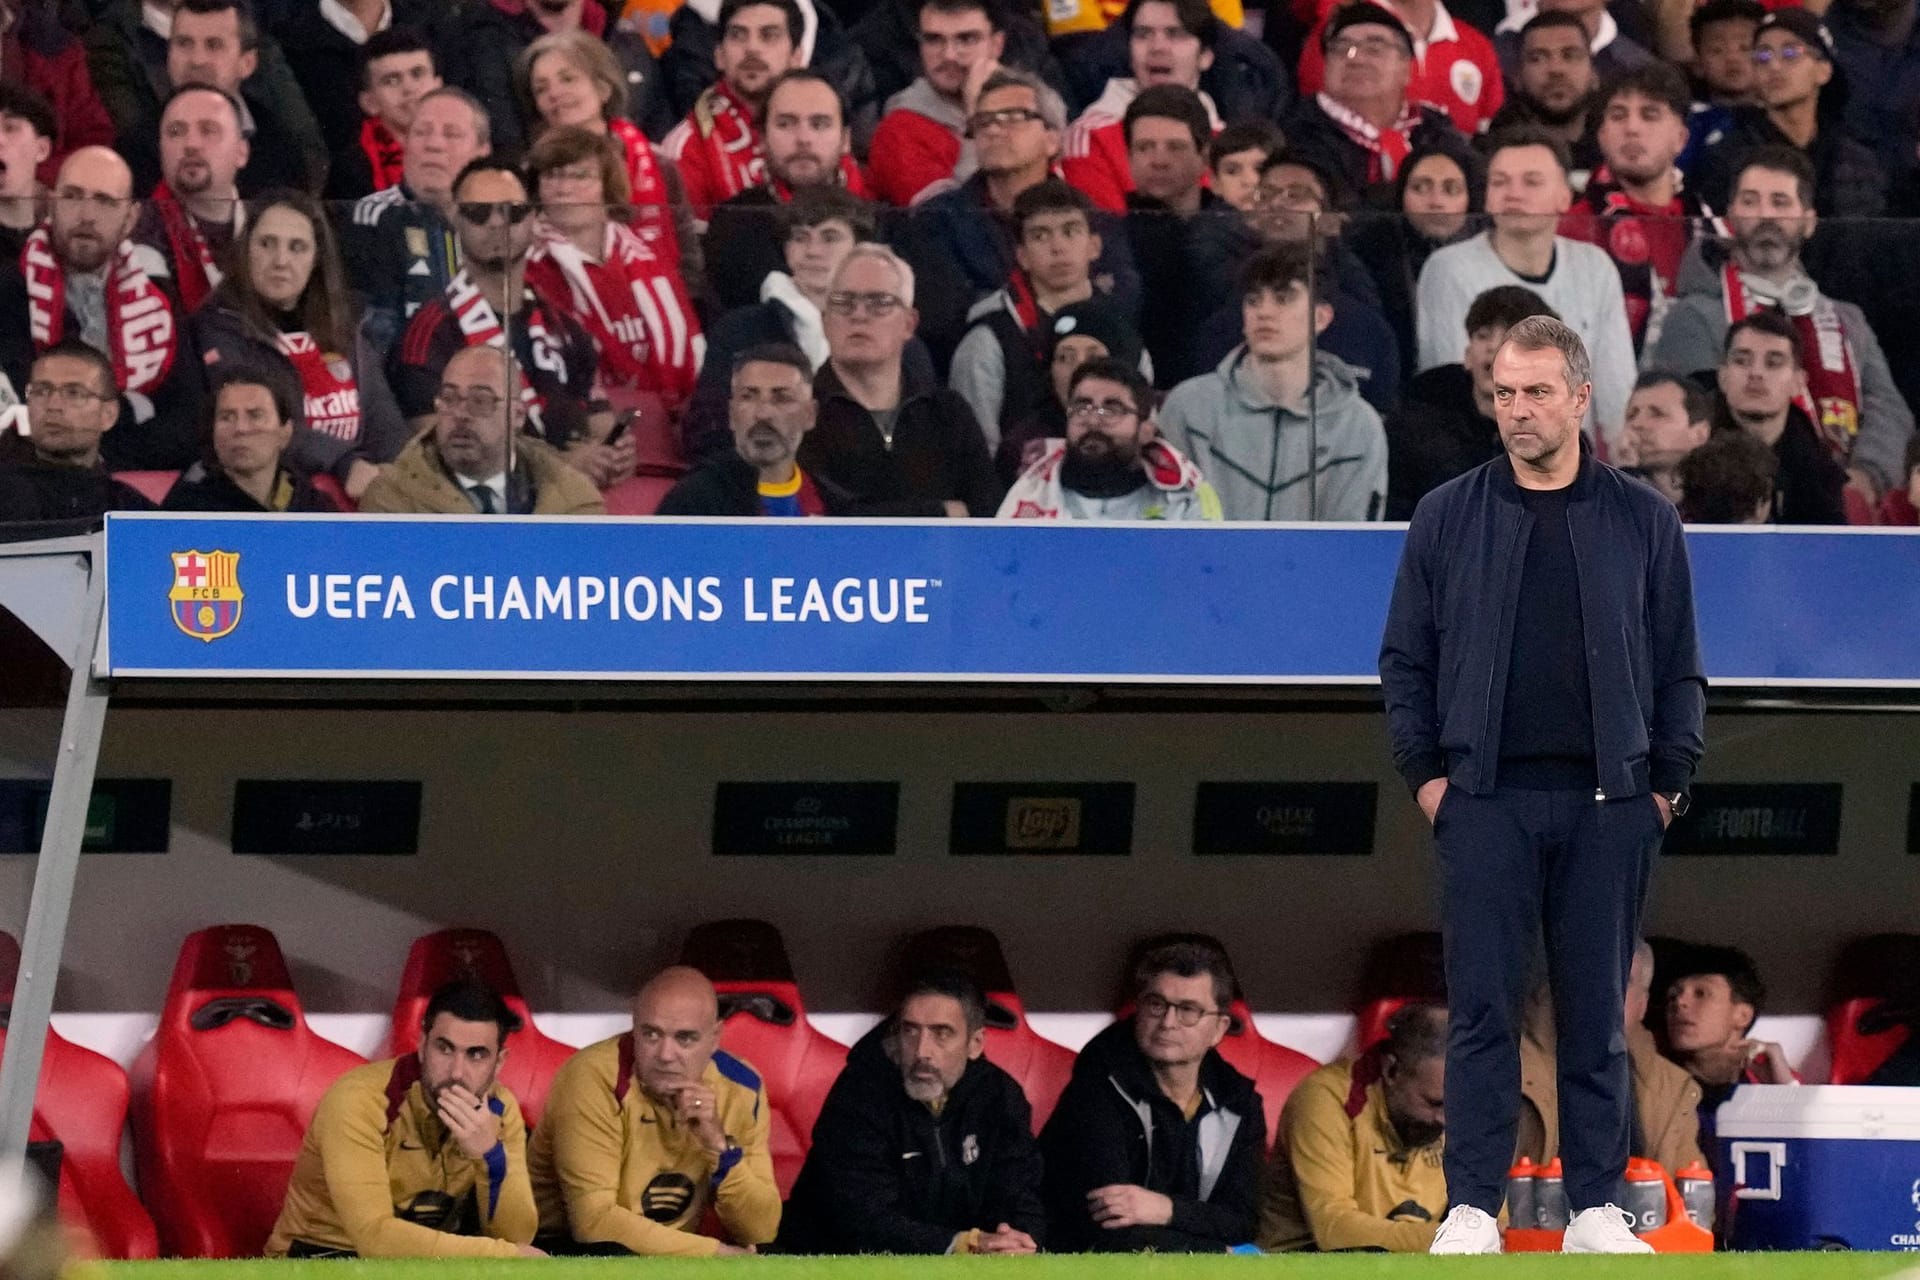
[1379,315,1705,1256]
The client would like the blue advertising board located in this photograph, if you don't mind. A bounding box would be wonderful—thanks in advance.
[101,515,1920,686]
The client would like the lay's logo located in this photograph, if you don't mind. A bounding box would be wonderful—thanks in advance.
[1006,798,1081,850]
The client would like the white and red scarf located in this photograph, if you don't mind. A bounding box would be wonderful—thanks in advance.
[359,118,407,193]
[1723,262,1862,456]
[685,80,765,202]
[1001,437,1206,519]
[1315,91,1417,184]
[274,331,362,441]
[609,116,683,267]
[21,226,177,409]
[148,181,223,313]
[445,268,579,433]
[524,219,701,404]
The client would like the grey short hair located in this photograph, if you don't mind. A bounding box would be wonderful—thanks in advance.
[415,85,492,150]
[832,243,915,307]
[1502,314,1590,392]
[977,67,1067,132]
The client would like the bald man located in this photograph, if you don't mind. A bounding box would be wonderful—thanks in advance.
[1,146,201,469]
[528,967,778,1256]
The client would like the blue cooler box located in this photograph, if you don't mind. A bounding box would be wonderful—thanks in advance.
[1718,1085,1920,1251]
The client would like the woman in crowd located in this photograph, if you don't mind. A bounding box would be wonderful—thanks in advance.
[191,191,406,498]
[1348,142,1485,386]
[524,127,705,464]
[164,368,340,512]
[516,28,701,291]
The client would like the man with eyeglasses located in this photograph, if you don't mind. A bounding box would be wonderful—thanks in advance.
[1293,0,1502,136]
[0,146,201,470]
[389,160,612,480]
[662,0,808,217]
[867,0,1008,207]
[529,966,774,1256]
[1694,8,1888,217]
[0,340,157,522]
[999,355,1218,519]
[1041,940,1266,1252]
[360,345,603,514]
[1283,1,1464,208]
[800,244,1003,515]
[660,342,846,514]
[780,970,1044,1255]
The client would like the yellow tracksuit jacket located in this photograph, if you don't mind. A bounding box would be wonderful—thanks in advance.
[1257,1058,1446,1253]
[528,1034,779,1256]
[265,1056,537,1258]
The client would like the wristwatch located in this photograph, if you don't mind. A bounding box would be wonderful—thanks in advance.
[1660,790,1691,817]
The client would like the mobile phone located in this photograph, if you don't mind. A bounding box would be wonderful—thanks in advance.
[605,408,638,445]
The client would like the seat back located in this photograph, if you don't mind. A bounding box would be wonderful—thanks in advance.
[682,920,846,1195]
[1214,1000,1319,1150]
[130,925,364,1258]
[1823,934,1920,1084]
[384,928,575,1127]
[110,471,179,504]
[0,934,157,1259]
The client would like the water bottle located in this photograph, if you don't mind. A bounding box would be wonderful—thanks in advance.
[1506,1158,1537,1230]
[1533,1158,1569,1229]
[1675,1161,1715,1231]
[1617,1157,1669,1234]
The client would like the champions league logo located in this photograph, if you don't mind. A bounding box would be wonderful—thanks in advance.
[169,550,244,642]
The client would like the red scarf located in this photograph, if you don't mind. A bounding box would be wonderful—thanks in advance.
[688,80,766,202]
[767,156,872,202]
[1723,262,1862,456]
[148,182,222,313]
[275,331,361,441]
[445,268,576,435]
[609,117,682,268]
[1315,92,1415,183]
[21,225,177,406]
[359,118,407,193]
[524,219,700,403]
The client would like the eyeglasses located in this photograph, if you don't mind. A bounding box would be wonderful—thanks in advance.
[825,290,904,317]
[1327,33,1406,59]
[1066,397,1138,424]
[435,387,504,416]
[24,381,113,406]
[457,201,535,225]
[1138,993,1226,1028]
[1752,42,1814,64]
[966,107,1044,135]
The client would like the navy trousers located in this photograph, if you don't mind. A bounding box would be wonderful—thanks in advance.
[1433,786,1665,1215]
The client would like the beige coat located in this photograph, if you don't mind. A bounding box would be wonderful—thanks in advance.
[1517,1018,1706,1177]
[359,435,604,515]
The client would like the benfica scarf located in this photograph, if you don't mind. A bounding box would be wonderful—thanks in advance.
[445,268,575,435]
[609,117,682,267]
[274,331,361,441]
[1315,92,1415,184]
[149,182,223,313]
[686,80,765,202]
[524,219,700,402]
[1001,436,1205,519]
[1578,167,1697,345]
[359,118,407,193]
[21,226,177,409]
[1723,262,1862,455]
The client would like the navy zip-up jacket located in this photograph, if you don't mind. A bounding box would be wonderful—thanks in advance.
[1378,450,1706,800]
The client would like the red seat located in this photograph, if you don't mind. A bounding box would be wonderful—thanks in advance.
[110,471,179,505]
[129,925,364,1258]
[681,920,845,1196]
[1843,485,1880,526]
[898,926,1076,1130]
[602,473,678,516]
[1214,1000,1320,1151]
[308,473,357,512]
[1824,934,1920,1084]
[1355,931,1446,1051]
[384,927,576,1127]
[0,933,157,1259]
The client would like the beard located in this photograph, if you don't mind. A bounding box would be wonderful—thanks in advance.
[1735,221,1803,272]
[1061,435,1144,493]
[1392,1111,1445,1150]
[1527,90,1590,128]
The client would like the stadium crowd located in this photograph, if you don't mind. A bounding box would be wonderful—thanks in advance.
[235,933,1909,1258]
[2,0,1920,526]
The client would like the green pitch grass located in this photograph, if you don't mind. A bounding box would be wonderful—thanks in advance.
[100,1256,1920,1280]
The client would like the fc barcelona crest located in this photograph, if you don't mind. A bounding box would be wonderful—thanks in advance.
[169,550,244,642]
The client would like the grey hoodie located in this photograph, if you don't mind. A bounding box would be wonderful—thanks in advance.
[1157,347,1388,521]
[1648,239,1913,494]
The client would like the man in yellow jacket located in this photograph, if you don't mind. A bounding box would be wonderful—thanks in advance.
[529,965,778,1256]
[1258,1004,1449,1252]
[266,980,542,1258]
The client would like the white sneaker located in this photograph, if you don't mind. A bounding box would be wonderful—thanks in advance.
[1429,1205,1503,1254]
[1563,1204,1656,1254]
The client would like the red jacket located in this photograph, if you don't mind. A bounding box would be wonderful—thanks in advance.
[868,107,962,207]
[1296,2,1502,136]
[2,11,115,186]
[1062,79,1219,214]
